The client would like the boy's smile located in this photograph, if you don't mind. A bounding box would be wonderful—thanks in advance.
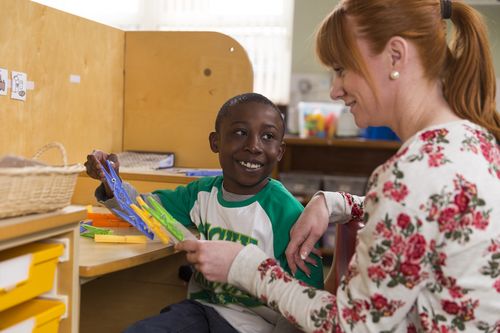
[209,101,285,195]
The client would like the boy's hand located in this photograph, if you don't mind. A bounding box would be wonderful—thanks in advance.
[285,194,329,276]
[175,240,243,283]
[84,150,120,198]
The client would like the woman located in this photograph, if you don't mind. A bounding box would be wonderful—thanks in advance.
[176,0,500,331]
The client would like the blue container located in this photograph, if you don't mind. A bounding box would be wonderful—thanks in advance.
[361,126,399,141]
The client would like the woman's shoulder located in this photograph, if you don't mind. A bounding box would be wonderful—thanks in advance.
[367,120,499,203]
[383,120,498,175]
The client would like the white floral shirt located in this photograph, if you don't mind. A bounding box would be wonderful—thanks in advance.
[228,120,500,332]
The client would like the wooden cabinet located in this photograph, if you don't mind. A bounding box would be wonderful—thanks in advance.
[0,206,87,333]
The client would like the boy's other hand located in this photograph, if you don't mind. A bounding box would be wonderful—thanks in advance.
[175,240,243,283]
[84,150,119,198]
[285,194,329,276]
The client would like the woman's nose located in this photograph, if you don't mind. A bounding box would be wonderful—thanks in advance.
[330,77,345,101]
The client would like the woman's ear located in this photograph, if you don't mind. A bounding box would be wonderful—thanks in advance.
[386,36,407,69]
[209,132,219,153]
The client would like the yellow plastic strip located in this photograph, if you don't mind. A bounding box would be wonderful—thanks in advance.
[94,234,148,244]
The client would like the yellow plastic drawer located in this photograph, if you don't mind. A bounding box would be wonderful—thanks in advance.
[0,243,64,311]
[0,299,65,333]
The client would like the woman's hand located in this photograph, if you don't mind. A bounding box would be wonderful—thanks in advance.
[175,240,244,283]
[285,194,330,276]
[84,150,119,198]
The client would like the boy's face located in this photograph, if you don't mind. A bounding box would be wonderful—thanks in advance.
[209,102,285,195]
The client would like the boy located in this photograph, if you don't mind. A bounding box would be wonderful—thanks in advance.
[85,93,323,333]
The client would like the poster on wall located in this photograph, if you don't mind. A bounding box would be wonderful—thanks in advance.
[0,68,7,96]
[11,71,27,101]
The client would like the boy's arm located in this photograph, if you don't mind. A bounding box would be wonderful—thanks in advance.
[95,182,162,217]
[95,181,139,210]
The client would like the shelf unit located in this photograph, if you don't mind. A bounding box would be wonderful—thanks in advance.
[279,136,400,177]
[0,206,87,333]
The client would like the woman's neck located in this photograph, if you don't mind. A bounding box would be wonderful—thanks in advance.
[392,80,461,142]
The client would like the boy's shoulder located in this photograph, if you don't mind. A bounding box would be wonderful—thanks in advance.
[186,175,223,192]
[256,178,303,210]
[266,178,292,194]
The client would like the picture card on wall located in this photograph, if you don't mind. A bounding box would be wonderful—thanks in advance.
[11,71,27,101]
[0,68,7,96]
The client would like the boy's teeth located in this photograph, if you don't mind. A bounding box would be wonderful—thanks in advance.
[240,161,262,169]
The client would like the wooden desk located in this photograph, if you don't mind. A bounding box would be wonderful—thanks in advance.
[79,230,178,279]
[0,206,87,333]
[78,209,193,333]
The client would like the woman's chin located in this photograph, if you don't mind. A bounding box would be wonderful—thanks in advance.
[352,115,368,129]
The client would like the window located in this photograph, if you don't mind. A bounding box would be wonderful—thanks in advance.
[32,0,294,104]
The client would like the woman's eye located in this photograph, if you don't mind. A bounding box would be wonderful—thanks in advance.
[333,67,344,77]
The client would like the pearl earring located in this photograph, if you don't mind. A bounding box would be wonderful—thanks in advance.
[389,70,400,80]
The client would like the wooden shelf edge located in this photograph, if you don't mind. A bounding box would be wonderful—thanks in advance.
[284,136,401,150]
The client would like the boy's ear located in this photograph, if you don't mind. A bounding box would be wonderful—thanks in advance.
[209,132,219,153]
[276,141,286,162]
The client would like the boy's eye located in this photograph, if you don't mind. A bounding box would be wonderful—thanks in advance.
[262,133,275,140]
[234,129,247,136]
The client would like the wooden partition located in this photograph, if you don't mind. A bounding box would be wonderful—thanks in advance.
[123,32,253,168]
[0,2,253,170]
[0,0,124,165]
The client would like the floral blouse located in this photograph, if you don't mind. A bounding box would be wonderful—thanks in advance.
[228,120,500,332]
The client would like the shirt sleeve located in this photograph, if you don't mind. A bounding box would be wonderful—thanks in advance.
[228,244,339,332]
[95,181,144,211]
[316,191,365,225]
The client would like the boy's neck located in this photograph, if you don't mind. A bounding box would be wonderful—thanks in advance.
[221,183,256,202]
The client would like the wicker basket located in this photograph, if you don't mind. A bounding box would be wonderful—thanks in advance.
[0,142,84,219]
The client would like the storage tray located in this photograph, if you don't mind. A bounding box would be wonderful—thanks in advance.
[0,242,64,311]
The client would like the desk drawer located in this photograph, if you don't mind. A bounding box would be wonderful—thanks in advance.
[0,243,64,311]
[0,299,65,333]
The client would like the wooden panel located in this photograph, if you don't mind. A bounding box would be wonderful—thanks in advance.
[123,31,253,168]
[0,0,124,165]
[57,229,80,333]
[80,254,188,333]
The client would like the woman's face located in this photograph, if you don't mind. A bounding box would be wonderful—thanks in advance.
[329,20,393,128]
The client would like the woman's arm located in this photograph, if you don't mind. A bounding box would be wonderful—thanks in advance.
[286,192,365,276]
